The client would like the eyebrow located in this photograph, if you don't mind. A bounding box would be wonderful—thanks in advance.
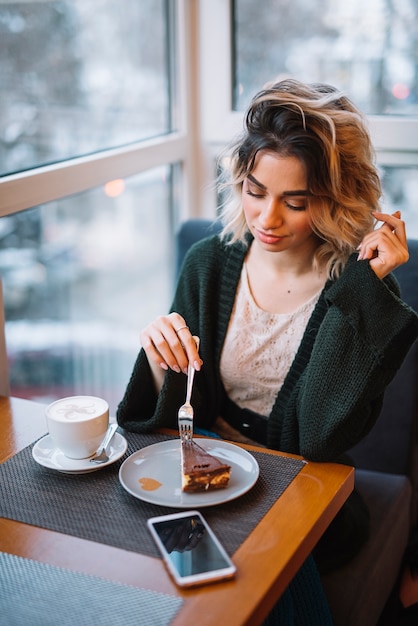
[247,173,310,196]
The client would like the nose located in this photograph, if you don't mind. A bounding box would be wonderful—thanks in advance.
[259,198,283,230]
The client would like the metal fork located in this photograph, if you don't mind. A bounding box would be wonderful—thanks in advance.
[178,336,200,443]
[89,422,118,464]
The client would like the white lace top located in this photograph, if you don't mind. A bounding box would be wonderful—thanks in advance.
[220,263,322,417]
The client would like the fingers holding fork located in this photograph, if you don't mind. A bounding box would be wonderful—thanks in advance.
[140,313,203,377]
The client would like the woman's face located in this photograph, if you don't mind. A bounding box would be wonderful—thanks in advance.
[242,151,318,255]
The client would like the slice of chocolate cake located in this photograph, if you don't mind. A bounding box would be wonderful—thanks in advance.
[181,440,231,492]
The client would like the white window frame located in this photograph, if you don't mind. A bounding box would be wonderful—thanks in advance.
[199,0,418,170]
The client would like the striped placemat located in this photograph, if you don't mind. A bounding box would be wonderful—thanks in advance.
[0,430,305,558]
[0,551,182,626]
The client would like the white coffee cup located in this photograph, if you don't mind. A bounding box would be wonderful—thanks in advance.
[46,395,109,459]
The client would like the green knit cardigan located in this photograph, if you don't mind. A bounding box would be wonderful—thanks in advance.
[117,234,418,463]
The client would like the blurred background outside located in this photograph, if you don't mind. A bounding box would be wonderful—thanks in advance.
[0,0,417,414]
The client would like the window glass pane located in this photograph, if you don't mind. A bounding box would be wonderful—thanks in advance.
[1,166,175,414]
[0,0,171,176]
[381,166,418,237]
[233,0,418,115]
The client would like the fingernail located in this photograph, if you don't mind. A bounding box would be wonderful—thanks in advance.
[172,365,180,373]
[194,360,201,371]
[183,367,188,375]
[160,362,168,370]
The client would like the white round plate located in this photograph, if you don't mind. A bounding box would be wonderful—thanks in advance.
[32,432,128,474]
[118,438,259,508]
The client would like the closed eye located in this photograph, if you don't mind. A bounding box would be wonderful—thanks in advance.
[244,177,309,209]
[285,200,307,211]
[246,189,265,199]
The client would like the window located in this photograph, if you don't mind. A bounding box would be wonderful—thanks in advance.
[0,0,195,411]
[0,0,171,176]
[4,167,176,413]
[381,166,418,232]
[233,0,418,116]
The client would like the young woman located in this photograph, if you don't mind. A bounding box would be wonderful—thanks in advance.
[117,79,418,624]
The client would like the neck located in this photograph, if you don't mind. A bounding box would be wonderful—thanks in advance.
[245,242,326,313]
[248,241,320,278]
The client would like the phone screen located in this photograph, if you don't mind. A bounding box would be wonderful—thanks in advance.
[148,511,235,584]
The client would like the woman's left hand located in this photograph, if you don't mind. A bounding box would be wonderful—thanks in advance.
[357,211,409,279]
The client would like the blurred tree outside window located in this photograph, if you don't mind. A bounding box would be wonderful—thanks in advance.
[233,0,418,115]
[0,0,170,175]
[2,167,176,414]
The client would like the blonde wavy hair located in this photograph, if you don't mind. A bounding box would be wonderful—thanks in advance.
[219,78,380,279]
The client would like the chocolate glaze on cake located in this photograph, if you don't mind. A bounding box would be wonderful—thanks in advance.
[181,440,231,492]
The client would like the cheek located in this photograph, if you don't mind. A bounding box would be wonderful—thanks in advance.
[294,214,315,236]
[242,194,256,219]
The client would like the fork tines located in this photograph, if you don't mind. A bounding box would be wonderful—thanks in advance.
[178,414,193,443]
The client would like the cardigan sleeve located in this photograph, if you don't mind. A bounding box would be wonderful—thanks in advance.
[116,248,202,432]
[289,255,418,461]
[116,235,229,432]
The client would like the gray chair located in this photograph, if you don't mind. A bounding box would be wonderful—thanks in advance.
[176,219,418,626]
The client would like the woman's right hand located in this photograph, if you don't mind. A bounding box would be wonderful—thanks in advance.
[140,312,202,381]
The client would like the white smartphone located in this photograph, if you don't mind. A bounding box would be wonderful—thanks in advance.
[147,510,236,587]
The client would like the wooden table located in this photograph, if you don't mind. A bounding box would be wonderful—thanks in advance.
[0,396,354,625]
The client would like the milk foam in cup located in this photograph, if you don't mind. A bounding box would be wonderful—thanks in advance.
[46,396,109,459]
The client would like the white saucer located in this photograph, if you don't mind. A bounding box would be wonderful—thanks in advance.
[32,432,128,474]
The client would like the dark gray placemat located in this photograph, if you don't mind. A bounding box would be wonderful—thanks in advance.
[0,431,305,558]
[0,551,182,626]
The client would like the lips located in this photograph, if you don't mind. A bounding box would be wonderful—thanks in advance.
[256,230,285,245]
